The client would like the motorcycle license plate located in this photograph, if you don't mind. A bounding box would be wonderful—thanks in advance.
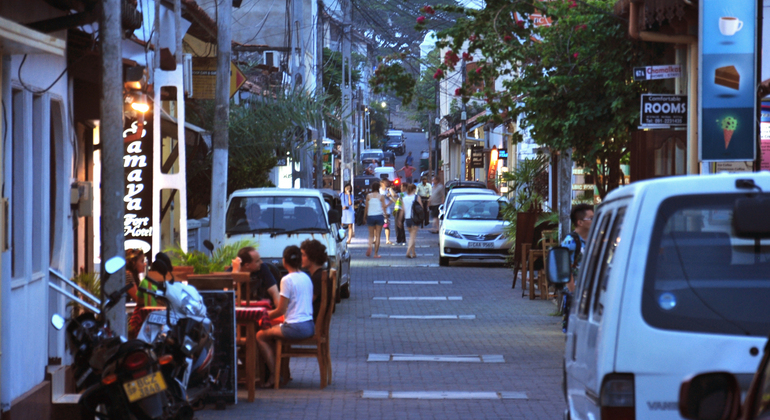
[146,311,178,325]
[468,241,493,248]
[123,371,167,403]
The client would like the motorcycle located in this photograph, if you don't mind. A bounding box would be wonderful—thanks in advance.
[136,277,215,411]
[52,256,173,420]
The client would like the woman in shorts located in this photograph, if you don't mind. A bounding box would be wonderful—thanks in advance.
[255,245,315,388]
[365,181,388,258]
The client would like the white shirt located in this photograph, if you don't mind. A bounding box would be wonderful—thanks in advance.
[402,194,417,219]
[280,271,314,324]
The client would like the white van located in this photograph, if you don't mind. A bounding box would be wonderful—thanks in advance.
[556,173,770,420]
[373,166,398,184]
[223,188,352,298]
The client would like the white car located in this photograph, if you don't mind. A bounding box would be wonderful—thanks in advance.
[438,195,511,266]
[438,187,497,225]
[223,188,352,299]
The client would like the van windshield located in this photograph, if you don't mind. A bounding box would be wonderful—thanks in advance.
[642,194,770,337]
[226,196,328,234]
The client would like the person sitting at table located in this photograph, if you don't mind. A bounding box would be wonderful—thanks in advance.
[300,239,328,323]
[137,252,174,307]
[230,246,280,307]
[255,245,315,388]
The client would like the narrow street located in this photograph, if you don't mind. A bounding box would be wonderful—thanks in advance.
[197,227,567,420]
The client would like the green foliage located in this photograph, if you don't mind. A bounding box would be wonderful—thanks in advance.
[372,0,665,198]
[67,272,101,316]
[322,48,363,106]
[164,239,257,274]
[500,155,549,256]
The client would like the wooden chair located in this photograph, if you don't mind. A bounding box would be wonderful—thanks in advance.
[536,230,559,300]
[273,269,337,389]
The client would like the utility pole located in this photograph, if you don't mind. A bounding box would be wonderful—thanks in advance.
[100,0,125,335]
[210,0,232,248]
[434,78,440,177]
[460,58,467,181]
[558,149,573,241]
[340,0,352,193]
[316,1,324,188]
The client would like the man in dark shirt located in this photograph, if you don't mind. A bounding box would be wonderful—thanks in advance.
[234,246,281,307]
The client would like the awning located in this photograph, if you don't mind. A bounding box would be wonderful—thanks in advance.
[438,111,488,140]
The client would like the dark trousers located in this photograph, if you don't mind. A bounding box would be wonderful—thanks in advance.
[419,197,430,226]
[395,210,406,243]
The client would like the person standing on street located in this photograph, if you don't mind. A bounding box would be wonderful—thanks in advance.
[561,203,594,293]
[428,176,445,233]
[416,176,431,227]
[398,162,417,184]
[381,180,396,245]
[402,183,423,258]
[365,181,387,258]
[340,184,355,244]
[404,151,414,167]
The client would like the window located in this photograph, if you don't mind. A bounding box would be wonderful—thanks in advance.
[592,208,626,320]
[577,211,612,318]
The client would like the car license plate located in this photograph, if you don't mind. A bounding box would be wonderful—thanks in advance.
[123,371,167,403]
[468,241,493,248]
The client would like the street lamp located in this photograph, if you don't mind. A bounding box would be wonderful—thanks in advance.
[381,101,391,129]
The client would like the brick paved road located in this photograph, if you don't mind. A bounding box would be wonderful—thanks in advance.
[197,227,567,420]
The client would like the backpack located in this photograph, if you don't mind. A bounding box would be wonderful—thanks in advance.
[569,231,582,270]
[411,197,424,224]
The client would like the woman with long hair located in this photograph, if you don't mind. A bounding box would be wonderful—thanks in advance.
[402,183,423,259]
[340,184,355,244]
[300,239,328,323]
[125,249,146,303]
[365,181,387,258]
[255,245,315,388]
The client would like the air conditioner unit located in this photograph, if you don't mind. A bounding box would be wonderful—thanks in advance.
[263,51,280,69]
[183,53,193,97]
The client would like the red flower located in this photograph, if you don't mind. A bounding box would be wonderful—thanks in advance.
[476,67,482,74]
[416,16,426,24]
[462,52,473,62]
[517,21,525,28]
[575,24,587,30]
[455,88,461,96]
[504,35,512,42]
[433,69,444,79]
[573,52,579,58]
[469,34,477,42]
[444,50,460,66]
[421,6,435,14]
[569,1,577,8]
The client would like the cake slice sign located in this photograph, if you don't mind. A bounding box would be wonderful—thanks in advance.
[715,65,740,90]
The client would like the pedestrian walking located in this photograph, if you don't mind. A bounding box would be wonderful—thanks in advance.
[398,163,417,184]
[340,184,355,244]
[381,180,396,245]
[365,181,387,258]
[404,151,414,167]
[428,175,445,233]
[402,184,423,258]
[416,176,431,227]
[393,184,406,245]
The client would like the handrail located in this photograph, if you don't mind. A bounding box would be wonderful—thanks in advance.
[48,282,101,314]
[48,268,101,306]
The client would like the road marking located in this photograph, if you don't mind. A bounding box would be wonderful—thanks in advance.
[373,281,452,284]
[371,314,476,320]
[362,391,528,400]
[367,354,504,363]
[372,296,462,301]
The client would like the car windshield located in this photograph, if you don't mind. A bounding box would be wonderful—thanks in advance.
[362,153,380,160]
[447,200,504,220]
[226,196,328,234]
[642,193,770,337]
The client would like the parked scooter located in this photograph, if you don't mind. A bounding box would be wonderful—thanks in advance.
[136,276,215,410]
[52,256,173,420]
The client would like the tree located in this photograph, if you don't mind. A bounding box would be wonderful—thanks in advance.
[322,47,362,106]
[373,0,663,198]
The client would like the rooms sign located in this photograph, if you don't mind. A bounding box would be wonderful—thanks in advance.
[640,94,687,127]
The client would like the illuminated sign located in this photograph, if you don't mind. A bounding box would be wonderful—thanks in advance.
[123,116,154,254]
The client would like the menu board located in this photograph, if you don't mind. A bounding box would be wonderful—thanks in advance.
[200,291,237,405]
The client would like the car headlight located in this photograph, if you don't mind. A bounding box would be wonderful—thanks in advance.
[444,230,463,239]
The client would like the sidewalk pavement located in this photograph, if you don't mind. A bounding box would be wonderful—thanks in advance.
[197,223,567,420]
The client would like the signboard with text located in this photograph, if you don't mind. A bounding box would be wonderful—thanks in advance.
[123,116,154,254]
[470,146,484,168]
[192,58,247,100]
[699,0,758,161]
[640,94,687,127]
[761,105,770,171]
[633,65,682,81]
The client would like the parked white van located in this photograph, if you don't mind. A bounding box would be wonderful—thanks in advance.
[552,173,770,420]
[223,188,352,299]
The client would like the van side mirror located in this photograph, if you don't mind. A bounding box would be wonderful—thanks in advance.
[327,209,341,225]
[546,247,571,287]
[678,372,740,420]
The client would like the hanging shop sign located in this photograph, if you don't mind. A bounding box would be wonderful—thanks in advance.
[470,146,484,168]
[761,104,770,171]
[192,58,247,100]
[640,94,687,127]
[633,65,682,81]
[699,0,758,161]
[123,116,154,254]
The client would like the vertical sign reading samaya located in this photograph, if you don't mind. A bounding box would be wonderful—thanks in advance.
[699,0,758,161]
[123,116,154,254]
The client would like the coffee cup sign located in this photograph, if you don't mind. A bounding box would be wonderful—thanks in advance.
[719,16,743,36]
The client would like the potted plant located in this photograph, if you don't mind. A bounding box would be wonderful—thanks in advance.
[164,239,258,274]
[67,271,101,317]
